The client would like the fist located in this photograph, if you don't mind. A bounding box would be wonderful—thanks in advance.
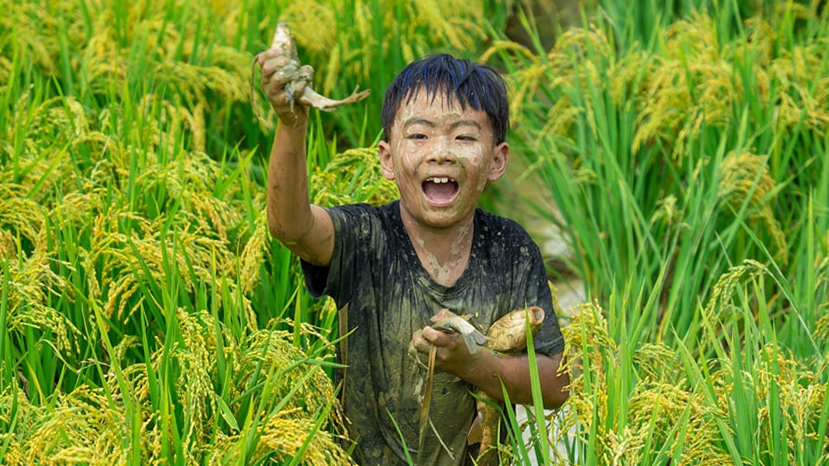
[255,49,314,126]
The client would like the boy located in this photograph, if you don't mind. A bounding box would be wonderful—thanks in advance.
[257,51,569,465]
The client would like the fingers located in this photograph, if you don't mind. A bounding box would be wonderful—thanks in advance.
[255,49,313,124]
[260,54,290,80]
[298,64,314,81]
[413,327,447,354]
[411,328,430,354]
[413,327,466,358]
[424,326,457,345]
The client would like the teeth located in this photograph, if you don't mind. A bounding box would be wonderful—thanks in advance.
[428,177,453,184]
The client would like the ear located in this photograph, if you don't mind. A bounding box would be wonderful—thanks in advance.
[487,142,509,181]
[378,140,396,180]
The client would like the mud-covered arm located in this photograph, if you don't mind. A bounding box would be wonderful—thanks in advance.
[412,326,569,409]
[257,51,334,266]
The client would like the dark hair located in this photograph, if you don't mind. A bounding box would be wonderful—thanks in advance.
[381,54,509,144]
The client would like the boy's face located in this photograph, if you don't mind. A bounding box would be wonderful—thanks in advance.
[378,89,509,231]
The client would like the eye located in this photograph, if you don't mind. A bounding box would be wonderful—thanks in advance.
[407,133,427,140]
[456,135,477,142]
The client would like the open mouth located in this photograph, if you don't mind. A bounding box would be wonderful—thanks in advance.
[422,177,459,205]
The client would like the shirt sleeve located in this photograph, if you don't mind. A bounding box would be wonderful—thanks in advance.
[501,218,565,357]
[524,244,565,356]
[300,204,378,305]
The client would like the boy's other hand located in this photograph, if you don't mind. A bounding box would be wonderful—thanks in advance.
[411,309,478,375]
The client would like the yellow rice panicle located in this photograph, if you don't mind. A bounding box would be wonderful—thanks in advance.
[174,309,221,446]
[0,56,11,87]
[0,384,38,465]
[20,385,129,464]
[664,12,721,61]
[280,1,338,56]
[240,327,336,413]
[535,100,582,153]
[717,151,788,265]
[815,311,829,343]
[608,49,656,108]
[728,18,775,67]
[649,195,684,229]
[556,302,741,465]
[102,274,141,325]
[703,259,769,325]
[0,190,46,251]
[628,380,730,465]
[602,424,648,466]
[0,98,83,201]
[632,342,681,381]
[257,411,355,466]
[0,227,15,259]
[415,0,486,52]
[238,209,271,294]
[0,247,79,352]
[769,41,829,135]
[82,16,128,94]
[226,325,350,462]
[274,0,490,88]
[815,228,829,343]
[311,147,399,207]
[506,62,549,126]
[0,1,59,75]
[556,302,613,442]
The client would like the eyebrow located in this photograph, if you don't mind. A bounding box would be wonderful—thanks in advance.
[401,118,483,131]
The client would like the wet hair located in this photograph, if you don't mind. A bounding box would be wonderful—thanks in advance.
[381,54,509,144]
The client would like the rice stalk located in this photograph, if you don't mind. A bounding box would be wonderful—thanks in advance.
[557,292,829,465]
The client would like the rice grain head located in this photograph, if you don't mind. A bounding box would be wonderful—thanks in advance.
[717,151,788,265]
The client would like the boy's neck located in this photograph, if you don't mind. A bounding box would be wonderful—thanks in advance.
[400,207,474,287]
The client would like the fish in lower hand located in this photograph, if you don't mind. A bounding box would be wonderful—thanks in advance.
[432,314,487,354]
[424,307,545,465]
[472,306,545,465]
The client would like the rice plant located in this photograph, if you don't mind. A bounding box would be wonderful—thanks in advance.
[4,0,829,464]
[487,2,829,464]
[0,0,507,463]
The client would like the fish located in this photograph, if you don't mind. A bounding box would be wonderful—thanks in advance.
[472,306,545,465]
[416,313,487,463]
[485,306,544,353]
[423,307,545,465]
[251,23,371,125]
[432,314,487,354]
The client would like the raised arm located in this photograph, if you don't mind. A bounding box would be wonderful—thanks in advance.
[256,50,334,266]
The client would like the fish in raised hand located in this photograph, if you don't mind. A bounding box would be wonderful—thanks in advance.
[251,22,371,125]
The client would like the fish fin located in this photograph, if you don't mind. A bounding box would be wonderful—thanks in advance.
[467,412,483,445]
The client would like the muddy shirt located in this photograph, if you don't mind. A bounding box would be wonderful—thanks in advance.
[301,201,564,466]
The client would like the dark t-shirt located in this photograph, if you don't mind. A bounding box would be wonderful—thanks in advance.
[301,201,564,465]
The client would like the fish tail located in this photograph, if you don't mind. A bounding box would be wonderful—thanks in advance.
[297,86,371,111]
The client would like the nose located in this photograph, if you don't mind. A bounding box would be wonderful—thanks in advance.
[426,136,456,164]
